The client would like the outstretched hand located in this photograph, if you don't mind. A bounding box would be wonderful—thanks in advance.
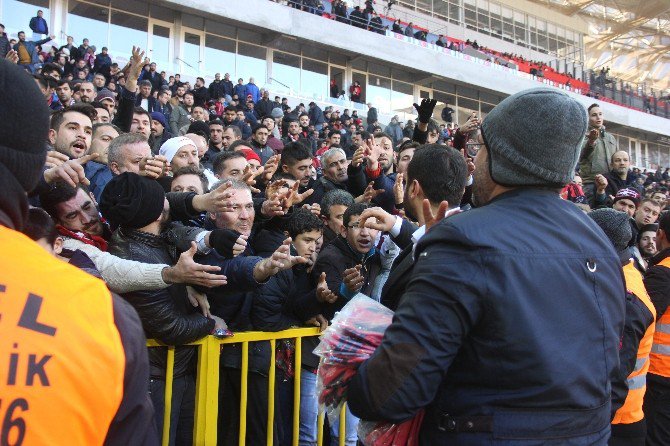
[412,98,437,124]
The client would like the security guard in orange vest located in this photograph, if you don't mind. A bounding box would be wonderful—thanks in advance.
[644,211,670,446]
[0,59,158,445]
[588,209,656,446]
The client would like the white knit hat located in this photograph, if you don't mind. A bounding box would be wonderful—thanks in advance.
[159,136,196,163]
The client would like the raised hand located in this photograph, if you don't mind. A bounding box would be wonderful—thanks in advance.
[359,206,396,232]
[316,272,338,303]
[282,181,314,210]
[241,164,261,194]
[192,181,234,214]
[44,153,99,187]
[261,155,279,182]
[45,150,70,169]
[343,264,365,293]
[393,172,405,206]
[588,128,599,144]
[165,242,228,288]
[139,155,168,179]
[412,98,437,124]
[357,181,384,203]
[460,149,475,175]
[5,49,18,64]
[423,198,450,230]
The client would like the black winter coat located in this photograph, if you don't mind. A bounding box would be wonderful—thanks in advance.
[109,228,214,379]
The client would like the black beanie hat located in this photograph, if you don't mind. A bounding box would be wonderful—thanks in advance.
[0,59,50,192]
[187,120,211,139]
[588,208,632,263]
[99,172,165,230]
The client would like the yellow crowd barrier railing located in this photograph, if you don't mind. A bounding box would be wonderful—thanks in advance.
[147,327,349,446]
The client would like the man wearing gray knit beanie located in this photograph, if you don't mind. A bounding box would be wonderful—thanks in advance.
[348,88,627,445]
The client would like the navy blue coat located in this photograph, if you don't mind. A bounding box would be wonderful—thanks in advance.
[348,189,626,445]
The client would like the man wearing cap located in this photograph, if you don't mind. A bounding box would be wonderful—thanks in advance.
[613,188,641,217]
[101,172,227,443]
[159,136,199,172]
[150,111,171,155]
[588,209,656,446]
[95,89,116,114]
[348,88,625,444]
[0,57,158,445]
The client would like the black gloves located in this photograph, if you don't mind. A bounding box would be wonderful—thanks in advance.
[209,229,243,259]
[412,98,437,124]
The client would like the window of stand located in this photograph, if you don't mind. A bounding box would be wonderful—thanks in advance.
[2,0,50,36]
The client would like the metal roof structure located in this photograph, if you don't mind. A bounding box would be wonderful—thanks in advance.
[529,0,670,93]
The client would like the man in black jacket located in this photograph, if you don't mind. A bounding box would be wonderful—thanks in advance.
[360,144,467,311]
[208,73,226,100]
[307,202,382,445]
[101,173,226,445]
[0,23,10,59]
[192,77,210,107]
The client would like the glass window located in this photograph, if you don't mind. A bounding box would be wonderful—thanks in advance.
[182,32,202,77]
[67,1,109,49]
[416,0,432,13]
[369,62,391,77]
[301,58,328,101]
[204,34,236,77]
[238,28,262,44]
[391,80,413,113]
[150,4,176,22]
[367,76,392,112]
[272,51,300,94]
[330,66,345,100]
[351,71,367,104]
[109,12,147,61]
[448,1,461,24]
[182,14,204,30]
[150,24,171,71]
[237,43,266,85]
[205,20,236,38]
[2,0,49,37]
[111,0,148,16]
[434,0,448,19]
[457,85,478,100]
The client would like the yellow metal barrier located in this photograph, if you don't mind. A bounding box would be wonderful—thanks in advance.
[147,328,350,446]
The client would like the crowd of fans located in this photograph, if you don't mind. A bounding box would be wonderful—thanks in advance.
[4,6,670,446]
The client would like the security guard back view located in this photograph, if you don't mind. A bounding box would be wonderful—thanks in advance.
[0,59,158,444]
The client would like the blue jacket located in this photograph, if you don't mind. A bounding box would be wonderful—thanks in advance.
[348,189,625,445]
[233,83,247,100]
[84,161,113,202]
[308,105,325,126]
[245,82,260,103]
[14,37,51,65]
[29,16,49,34]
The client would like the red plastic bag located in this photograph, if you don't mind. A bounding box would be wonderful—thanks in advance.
[314,294,424,446]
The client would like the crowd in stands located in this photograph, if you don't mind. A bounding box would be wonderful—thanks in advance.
[5,6,670,446]
[278,0,668,116]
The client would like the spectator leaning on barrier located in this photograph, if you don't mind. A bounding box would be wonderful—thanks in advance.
[348,88,626,444]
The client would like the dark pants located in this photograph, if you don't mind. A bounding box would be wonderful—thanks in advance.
[219,367,278,446]
[149,374,195,446]
[643,380,670,446]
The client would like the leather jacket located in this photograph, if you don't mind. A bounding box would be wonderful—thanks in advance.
[109,227,214,378]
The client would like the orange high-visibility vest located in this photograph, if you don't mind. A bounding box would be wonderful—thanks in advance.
[649,257,670,379]
[612,262,656,424]
[0,225,125,445]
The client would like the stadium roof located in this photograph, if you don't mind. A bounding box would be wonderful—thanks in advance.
[530,0,670,93]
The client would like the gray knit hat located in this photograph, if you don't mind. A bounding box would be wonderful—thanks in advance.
[0,59,49,192]
[481,88,587,187]
[588,208,632,261]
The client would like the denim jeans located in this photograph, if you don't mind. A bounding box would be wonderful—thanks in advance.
[299,370,359,446]
[149,374,195,446]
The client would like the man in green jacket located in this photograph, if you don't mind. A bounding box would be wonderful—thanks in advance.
[579,103,618,206]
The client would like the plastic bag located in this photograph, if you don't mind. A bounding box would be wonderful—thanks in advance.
[314,294,424,446]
